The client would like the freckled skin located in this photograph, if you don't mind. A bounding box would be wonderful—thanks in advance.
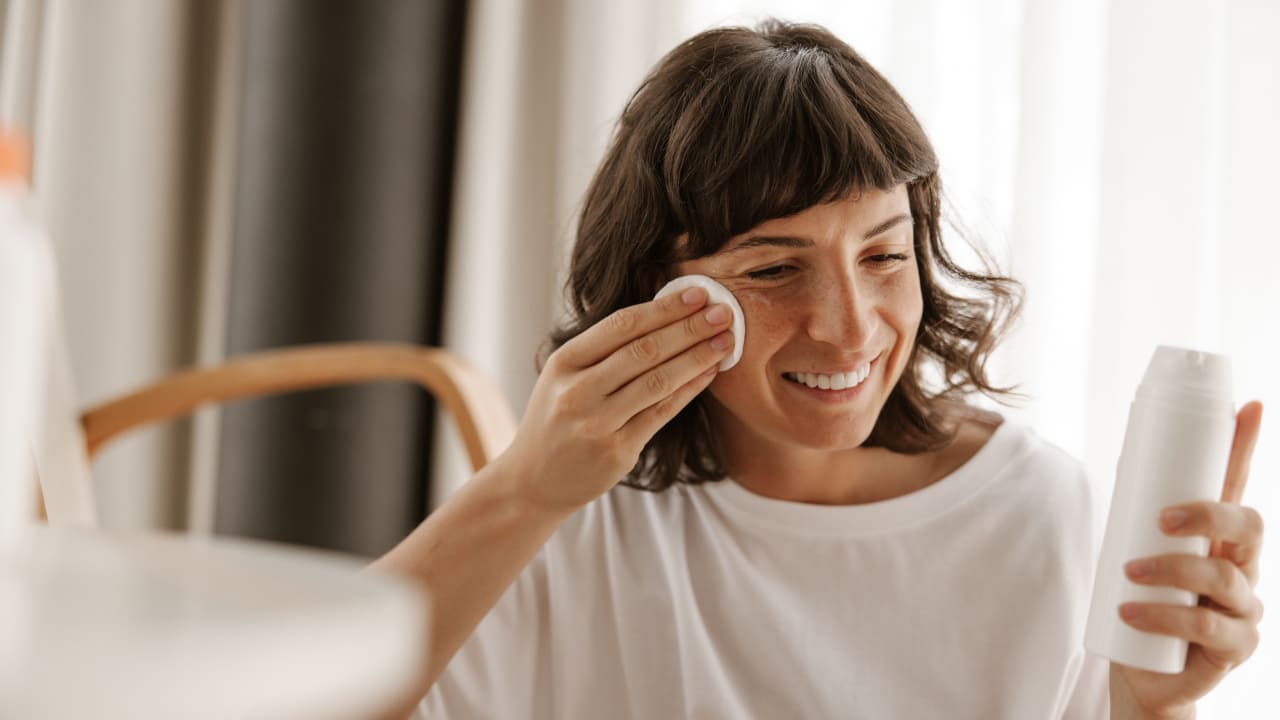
[674,185,925,499]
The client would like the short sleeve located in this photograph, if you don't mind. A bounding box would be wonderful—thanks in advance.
[413,552,554,719]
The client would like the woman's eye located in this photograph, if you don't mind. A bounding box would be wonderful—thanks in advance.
[745,265,794,280]
[866,253,910,266]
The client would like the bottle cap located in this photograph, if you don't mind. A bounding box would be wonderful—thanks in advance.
[1137,345,1233,413]
[0,129,31,182]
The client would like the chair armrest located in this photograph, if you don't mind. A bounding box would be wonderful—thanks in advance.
[80,343,517,472]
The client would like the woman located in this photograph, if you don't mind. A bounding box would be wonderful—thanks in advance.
[379,20,1266,719]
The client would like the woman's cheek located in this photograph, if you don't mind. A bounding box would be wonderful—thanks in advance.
[897,272,925,326]
[734,290,791,349]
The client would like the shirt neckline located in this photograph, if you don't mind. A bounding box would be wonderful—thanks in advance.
[699,416,1028,538]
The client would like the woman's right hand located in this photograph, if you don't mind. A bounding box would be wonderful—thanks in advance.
[495,286,735,513]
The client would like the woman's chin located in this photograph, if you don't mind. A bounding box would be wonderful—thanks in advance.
[781,425,873,452]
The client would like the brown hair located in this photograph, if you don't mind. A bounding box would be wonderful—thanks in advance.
[541,19,1023,492]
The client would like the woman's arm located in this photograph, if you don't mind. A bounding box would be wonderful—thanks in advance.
[372,284,736,699]
[370,454,572,694]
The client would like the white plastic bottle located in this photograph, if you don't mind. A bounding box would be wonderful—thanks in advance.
[1084,345,1235,673]
[0,133,52,550]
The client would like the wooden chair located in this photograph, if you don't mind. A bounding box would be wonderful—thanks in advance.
[38,342,517,524]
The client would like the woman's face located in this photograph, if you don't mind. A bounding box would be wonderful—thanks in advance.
[673,185,922,462]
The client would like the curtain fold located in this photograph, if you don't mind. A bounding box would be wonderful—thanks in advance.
[430,0,685,506]
[214,0,465,557]
[33,0,211,530]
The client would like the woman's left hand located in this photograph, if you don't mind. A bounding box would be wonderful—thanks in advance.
[1110,400,1266,719]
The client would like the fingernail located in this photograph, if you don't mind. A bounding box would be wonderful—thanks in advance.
[1161,508,1187,530]
[681,287,704,305]
[711,332,732,351]
[705,305,730,325]
[1125,559,1152,579]
[1119,603,1141,620]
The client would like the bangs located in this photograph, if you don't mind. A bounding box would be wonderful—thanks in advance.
[662,42,937,259]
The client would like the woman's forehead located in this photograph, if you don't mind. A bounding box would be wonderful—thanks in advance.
[702,186,911,250]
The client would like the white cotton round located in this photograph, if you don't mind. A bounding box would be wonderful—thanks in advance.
[654,274,745,371]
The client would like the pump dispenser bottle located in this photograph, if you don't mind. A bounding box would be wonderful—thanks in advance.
[1084,345,1235,673]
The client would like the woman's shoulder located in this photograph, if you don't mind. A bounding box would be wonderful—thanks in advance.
[550,479,700,548]
[943,404,1083,473]
[925,404,1092,514]
[926,407,1002,480]
[955,409,1095,518]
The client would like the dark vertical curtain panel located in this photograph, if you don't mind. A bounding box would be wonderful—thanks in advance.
[215,0,465,556]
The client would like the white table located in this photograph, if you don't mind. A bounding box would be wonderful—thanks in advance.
[0,525,427,719]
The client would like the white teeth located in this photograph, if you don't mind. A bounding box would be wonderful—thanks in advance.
[784,363,872,391]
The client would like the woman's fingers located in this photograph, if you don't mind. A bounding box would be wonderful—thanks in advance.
[1159,501,1265,585]
[552,286,709,370]
[1124,553,1261,620]
[1220,401,1263,506]
[620,335,731,443]
[1122,497,1267,674]
[585,300,734,398]
[1211,401,1263,564]
[1119,601,1261,667]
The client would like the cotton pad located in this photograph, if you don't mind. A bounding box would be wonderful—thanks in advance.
[654,274,745,371]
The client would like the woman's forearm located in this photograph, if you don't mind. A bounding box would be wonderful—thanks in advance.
[370,458,576,696]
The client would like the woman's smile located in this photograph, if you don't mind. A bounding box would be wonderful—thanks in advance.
[779,354,879,403]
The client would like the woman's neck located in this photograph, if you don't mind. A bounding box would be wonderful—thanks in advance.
[716,411,998,506]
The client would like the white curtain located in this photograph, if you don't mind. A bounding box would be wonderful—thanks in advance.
[430,0,688,507]
[442,0,1279,714]
[29,0,239,533]
[33,0,210,530]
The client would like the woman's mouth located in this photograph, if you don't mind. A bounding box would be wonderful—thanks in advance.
[781,360,873,391]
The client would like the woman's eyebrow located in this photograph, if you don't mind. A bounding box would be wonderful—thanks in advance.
[721,212,912,255]
[721,235,812,255]
[863,213,912,240]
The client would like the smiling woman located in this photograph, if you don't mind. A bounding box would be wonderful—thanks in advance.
[384,16,1265,720]
[545,21,1022,494]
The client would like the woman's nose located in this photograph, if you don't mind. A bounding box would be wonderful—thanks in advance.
[804,275,874,346]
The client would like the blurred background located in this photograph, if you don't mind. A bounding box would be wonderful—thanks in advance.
[4,0,1276,715]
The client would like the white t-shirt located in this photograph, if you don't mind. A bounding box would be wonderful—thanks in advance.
[418,418,1111,718]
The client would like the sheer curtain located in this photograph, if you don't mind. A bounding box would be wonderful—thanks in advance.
[689,4,1279,715]
[440,0,1277,714]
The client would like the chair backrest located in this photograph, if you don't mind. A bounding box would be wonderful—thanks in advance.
[19,152,516,527]
[31,274,97,527]
[7,137,515,527]
[67,342,517,519]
